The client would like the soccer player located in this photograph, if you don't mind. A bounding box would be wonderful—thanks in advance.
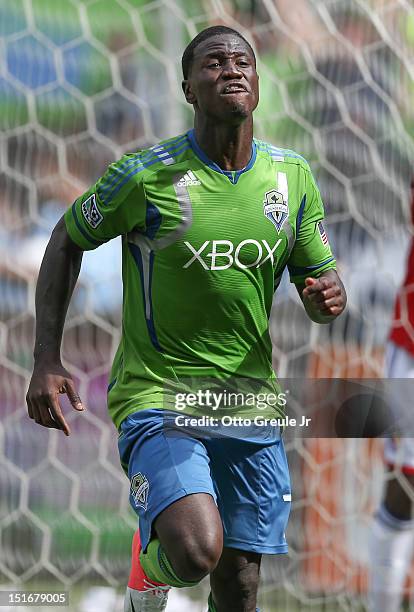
[26,26,346,612]
[368,180,414,612]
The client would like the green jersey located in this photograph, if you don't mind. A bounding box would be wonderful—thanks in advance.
[64,130,336,428]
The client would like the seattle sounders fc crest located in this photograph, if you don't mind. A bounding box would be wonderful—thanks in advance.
[131,472,149,510]
[263,190,288,233]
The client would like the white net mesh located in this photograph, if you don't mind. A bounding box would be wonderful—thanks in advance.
[1,0,414,610]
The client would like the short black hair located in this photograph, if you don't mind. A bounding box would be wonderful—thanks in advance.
[182,26,255,80]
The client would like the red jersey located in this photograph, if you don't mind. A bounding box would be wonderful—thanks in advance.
[389,180,414,356]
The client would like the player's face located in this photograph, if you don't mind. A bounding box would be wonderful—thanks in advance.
[183,34,259,122]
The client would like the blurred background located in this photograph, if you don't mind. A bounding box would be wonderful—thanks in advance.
[0,0,413,610]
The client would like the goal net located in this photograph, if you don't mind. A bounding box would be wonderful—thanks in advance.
[1,0,413,610]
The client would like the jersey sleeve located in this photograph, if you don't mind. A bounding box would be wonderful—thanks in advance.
[287,166,336,284]
[64,154,146,250]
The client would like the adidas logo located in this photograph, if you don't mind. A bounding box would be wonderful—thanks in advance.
[177,170,201,186]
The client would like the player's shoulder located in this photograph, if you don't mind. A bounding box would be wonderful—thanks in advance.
[96,133,193,205]
[254,138,311,171]
[119,133,192,170]
[138,133,193,169]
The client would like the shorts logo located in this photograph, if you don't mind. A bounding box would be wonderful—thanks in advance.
[81,193,103,229]
[131,472,149,510]
[263,190,288,233]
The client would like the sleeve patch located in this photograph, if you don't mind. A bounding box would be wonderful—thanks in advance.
[318,221,329,247]
[81,193,103,229]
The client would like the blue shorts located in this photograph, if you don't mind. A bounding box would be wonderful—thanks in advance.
[118,409,291,555]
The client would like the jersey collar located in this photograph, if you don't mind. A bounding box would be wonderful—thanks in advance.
[187,129,257,185]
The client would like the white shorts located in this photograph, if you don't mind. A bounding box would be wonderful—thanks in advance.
[384,342,414,474]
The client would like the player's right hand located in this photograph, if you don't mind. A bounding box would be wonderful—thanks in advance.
[26,364,84,436]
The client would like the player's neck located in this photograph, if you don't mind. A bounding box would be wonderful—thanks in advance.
[193,118,253,171]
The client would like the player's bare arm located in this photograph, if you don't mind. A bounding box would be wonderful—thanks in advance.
[26,216,85,436]
[296,269,347,323]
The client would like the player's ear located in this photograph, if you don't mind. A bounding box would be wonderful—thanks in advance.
[182,80,196,104]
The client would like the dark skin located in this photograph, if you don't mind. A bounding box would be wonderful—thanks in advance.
[297,270,347,323]
[182,34,258,170]
[27,33,347,612]
[26,217,85,435]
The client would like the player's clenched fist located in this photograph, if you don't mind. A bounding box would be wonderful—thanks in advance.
[300,270,346,322]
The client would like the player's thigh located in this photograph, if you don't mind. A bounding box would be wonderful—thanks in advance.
[210,547,261,610]
[155,492,223,575]
[206,435,291,554]
[118,410,222,554]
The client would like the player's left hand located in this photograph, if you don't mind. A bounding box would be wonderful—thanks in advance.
[302,275,346,318]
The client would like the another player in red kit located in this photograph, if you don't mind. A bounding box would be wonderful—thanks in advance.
[368,179,414,612]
